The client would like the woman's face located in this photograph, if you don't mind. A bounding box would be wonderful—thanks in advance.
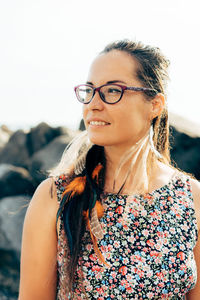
[83,50,154,150]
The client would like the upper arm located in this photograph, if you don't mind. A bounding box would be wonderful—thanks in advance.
[18,178,59,300]
[186,179,200,300]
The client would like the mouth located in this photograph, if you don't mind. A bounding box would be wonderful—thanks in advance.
[89,120,110,126]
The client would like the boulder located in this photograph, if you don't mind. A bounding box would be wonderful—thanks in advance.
[0,164,35,198]
[170,127,200,179]
[0,125,12,151]
[0,130,30,169]
[0,195,30,255]
[29,134,74,183]
[0,250,19,300]
[0,195,30,300]
[26,122,71,156]
[79,119,86,131]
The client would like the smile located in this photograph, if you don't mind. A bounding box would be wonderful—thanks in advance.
[89,121,110,126]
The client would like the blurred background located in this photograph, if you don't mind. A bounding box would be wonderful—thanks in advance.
[0,0,200,299]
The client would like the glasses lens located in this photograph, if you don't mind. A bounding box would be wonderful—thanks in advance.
[100,84,122,103]
[76,85,93,103]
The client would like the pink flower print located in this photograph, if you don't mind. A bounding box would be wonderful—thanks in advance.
[150,250,160,257]
[177,251,185,261]
[141,209,147,217]
[181,224,189,231]
[169,227,176,234]
[150,211,159,218]
[156,272,164,280]
[122,257,129,264]
[108,211,114,217]
[180,263,187,272]
[147,292,154,298]
[163,239,169,246]
[167,196,173,203]
[111,271,117,278]
[142,229,149,237]
[134,221,140,227]
[118,217,123,223]
[89,253,96,262]
[115,206,123,214]
[146,270,153,277]
[158,282,165,288]
[170,256,176,263]
[128,235,135,243]
[147,239,155,247]
[86,284,93,292]
[130,208,139,217]
[86,244,92,251]
[113,241,120,248]
[108,244,113,251]
[118,199,125,204]
[96,287,104,294]
[119,266,128,275]
[84,262,90,268]
[123,224,129,231]
[152,220,159,226]
[91,265,102,272]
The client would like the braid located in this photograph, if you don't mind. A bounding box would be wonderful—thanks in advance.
[57,144,106,295]
[152,109,170,164]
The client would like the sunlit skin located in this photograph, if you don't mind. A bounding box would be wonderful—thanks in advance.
[83,50,164,191]
[83,50,154,148]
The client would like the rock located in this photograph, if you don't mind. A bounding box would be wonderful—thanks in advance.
[26,122,71,156]
[0,195,30,300]
[0,125,12,151]
[29,134,74,183]
[170,127,200,179]
[0,195,30,255]
[79,119,86,131]
[0,130,30,169]
[0,250,19,300]
[0,164,35,198]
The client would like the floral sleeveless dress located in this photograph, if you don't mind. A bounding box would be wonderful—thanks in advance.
[54,173,198,299]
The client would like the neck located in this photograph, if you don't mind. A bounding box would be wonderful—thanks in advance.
[103,140,145,193]
[103,130,158,194]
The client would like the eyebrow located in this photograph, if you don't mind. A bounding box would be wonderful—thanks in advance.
[86,80,126,85]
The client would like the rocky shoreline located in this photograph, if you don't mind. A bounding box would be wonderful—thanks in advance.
[0,119,200,299]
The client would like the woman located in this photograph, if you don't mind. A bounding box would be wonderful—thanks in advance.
[19,40,200,299]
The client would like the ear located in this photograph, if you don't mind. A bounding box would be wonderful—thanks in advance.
[150,93,165,120]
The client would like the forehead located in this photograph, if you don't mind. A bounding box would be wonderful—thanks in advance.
[87,50,140,84]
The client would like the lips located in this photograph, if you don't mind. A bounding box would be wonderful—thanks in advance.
[87,118,111,126]
[89,120,110,126]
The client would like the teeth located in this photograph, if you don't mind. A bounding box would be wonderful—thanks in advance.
[90,121,108,126]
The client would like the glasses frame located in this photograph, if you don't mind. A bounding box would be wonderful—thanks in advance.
[74,83,157,104]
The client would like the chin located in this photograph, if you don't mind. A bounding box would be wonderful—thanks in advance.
[88,135,113,147]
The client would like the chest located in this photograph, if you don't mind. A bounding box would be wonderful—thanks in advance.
[73,194,197,299]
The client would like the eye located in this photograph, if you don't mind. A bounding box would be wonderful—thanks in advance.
[107,87,121,94]
[79,87,92,94]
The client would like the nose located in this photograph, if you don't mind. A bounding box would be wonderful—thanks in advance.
[86,89,104,110]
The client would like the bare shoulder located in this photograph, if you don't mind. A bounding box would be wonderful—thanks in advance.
[30,177,58,206]
[19,177,59,300]
[26,177,59,226]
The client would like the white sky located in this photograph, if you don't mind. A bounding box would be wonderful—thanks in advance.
[0,0,200,131]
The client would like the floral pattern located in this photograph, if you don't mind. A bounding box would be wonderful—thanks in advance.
[55,173,198,299]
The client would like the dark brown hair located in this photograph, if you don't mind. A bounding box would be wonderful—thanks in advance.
[57,39,171,297]
[102,40,170,163]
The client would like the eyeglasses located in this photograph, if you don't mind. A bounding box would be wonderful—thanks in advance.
[74,83,157,104]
